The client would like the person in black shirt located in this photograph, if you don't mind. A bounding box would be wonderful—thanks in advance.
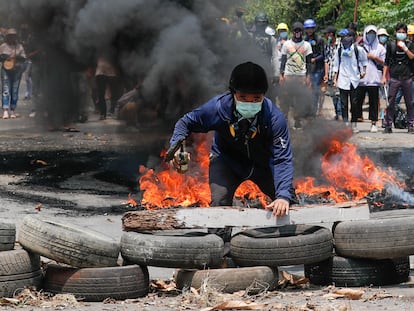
[382,23,414,133]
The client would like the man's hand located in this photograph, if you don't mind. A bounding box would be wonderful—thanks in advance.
[165,139,184,162]
[397,40,409,52]
[265,198,289,217]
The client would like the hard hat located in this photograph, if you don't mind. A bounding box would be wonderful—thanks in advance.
[254,12,269,25]
[322,25,336,34]
[304,19,317,29]
[276,23,289,31]
[292,22,304,32]
[338,28,350,36]
[377,28,390,37]
[408,24,414,35]
[229,62,268,94]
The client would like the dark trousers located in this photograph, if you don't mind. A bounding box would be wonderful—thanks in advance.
[209,156,276,206]
[95,75,123,117]
[339,85,359,122]
[356,85,379,122]
[385,78,413,128]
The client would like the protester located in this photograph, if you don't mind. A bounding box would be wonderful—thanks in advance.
[0,28,26,119]
[382,23,414,133]
[323,25,342,120]
[304,19,325,115]
[279,21,313,129]
[356,25,385,133]
[333,29,368,133]
[167,61,294,218]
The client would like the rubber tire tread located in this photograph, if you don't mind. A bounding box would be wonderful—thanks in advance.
[44,264,149,302]
[334,217,414,259]
[121,231,224,268]
[18,215,120,268]
[305,255,409,287]
[175,266,278,294]
[230,225,333,267]
[0,221,16,252]
[0,249,42,297]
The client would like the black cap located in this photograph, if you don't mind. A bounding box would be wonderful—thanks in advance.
[323,25,336,34]
[292,22,304,31]
[229,62,268,94]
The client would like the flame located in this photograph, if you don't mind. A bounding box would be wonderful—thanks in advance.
[139,133,269,209]
[295,139,403,202]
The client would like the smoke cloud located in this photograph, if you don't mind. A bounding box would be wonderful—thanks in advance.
[1,0,273,128]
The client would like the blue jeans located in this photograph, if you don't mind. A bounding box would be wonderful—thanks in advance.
[1,67,23,110]
[310,70,324,115]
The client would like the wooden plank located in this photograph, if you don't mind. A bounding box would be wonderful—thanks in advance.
[122,201,370,232]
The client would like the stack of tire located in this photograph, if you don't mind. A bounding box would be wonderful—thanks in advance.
[0,219,42,298]
[16,215,149,301]
[173,224,334,293]
[304,217,414,287]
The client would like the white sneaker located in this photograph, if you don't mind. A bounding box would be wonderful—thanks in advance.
[370,124,378,133]
[352,123,359,133]
[2,110,9,119]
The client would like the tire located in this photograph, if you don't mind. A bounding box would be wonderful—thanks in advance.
[18,215,120,268]
[334,217,414,259]
[121,231,224,268]
[44,264,149,302]
[0,220,16,251]
[230,225,333,267]
[175,266,278,294]
[0,249,43,297]
[305,255,409,287]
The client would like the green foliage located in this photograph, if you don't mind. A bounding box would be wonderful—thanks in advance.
[228,0,414,35]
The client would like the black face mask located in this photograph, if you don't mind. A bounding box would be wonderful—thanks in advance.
[341,36,353,49]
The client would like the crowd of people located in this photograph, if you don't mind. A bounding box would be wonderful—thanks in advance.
[236,14,414,134]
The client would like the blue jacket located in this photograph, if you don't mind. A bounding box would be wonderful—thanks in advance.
[170,92,294,201]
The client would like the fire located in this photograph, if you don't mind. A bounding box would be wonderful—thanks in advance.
[139,133,269,209]
[295,139,403,202]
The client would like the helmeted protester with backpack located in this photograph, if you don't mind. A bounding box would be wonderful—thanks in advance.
[355,25,386,133]
[333,28,368,133]
[304,18,325,115]
[381,23,414,134]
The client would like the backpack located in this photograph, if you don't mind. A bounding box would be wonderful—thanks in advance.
[338,44,360,74]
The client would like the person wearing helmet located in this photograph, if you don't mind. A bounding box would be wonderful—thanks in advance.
[0,28,26,119]
[303,19,325,115]
[276,22,289,48]
[407,24,414,40]
[279,21,313,129]
[251,13,279,81]
[382,23,414,133]
[167,61,294,218]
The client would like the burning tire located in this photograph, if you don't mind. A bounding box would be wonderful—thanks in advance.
[0,249,43,297]
[305,255,409,287]
[333,217,414,259]
[175,266,278,294]
[18,215,120,268]
[43,264,149,301]
[120,231,224,268]
[230,225,333,267]
[0,220,16,251]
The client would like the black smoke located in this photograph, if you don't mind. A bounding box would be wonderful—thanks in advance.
[1,0,274,129]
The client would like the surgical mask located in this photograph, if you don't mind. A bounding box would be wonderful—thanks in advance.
[396,33,407,41]
[279,31,288,39]
[235,100,263,118]
[366,33,376,44]
[378,35,388,44]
